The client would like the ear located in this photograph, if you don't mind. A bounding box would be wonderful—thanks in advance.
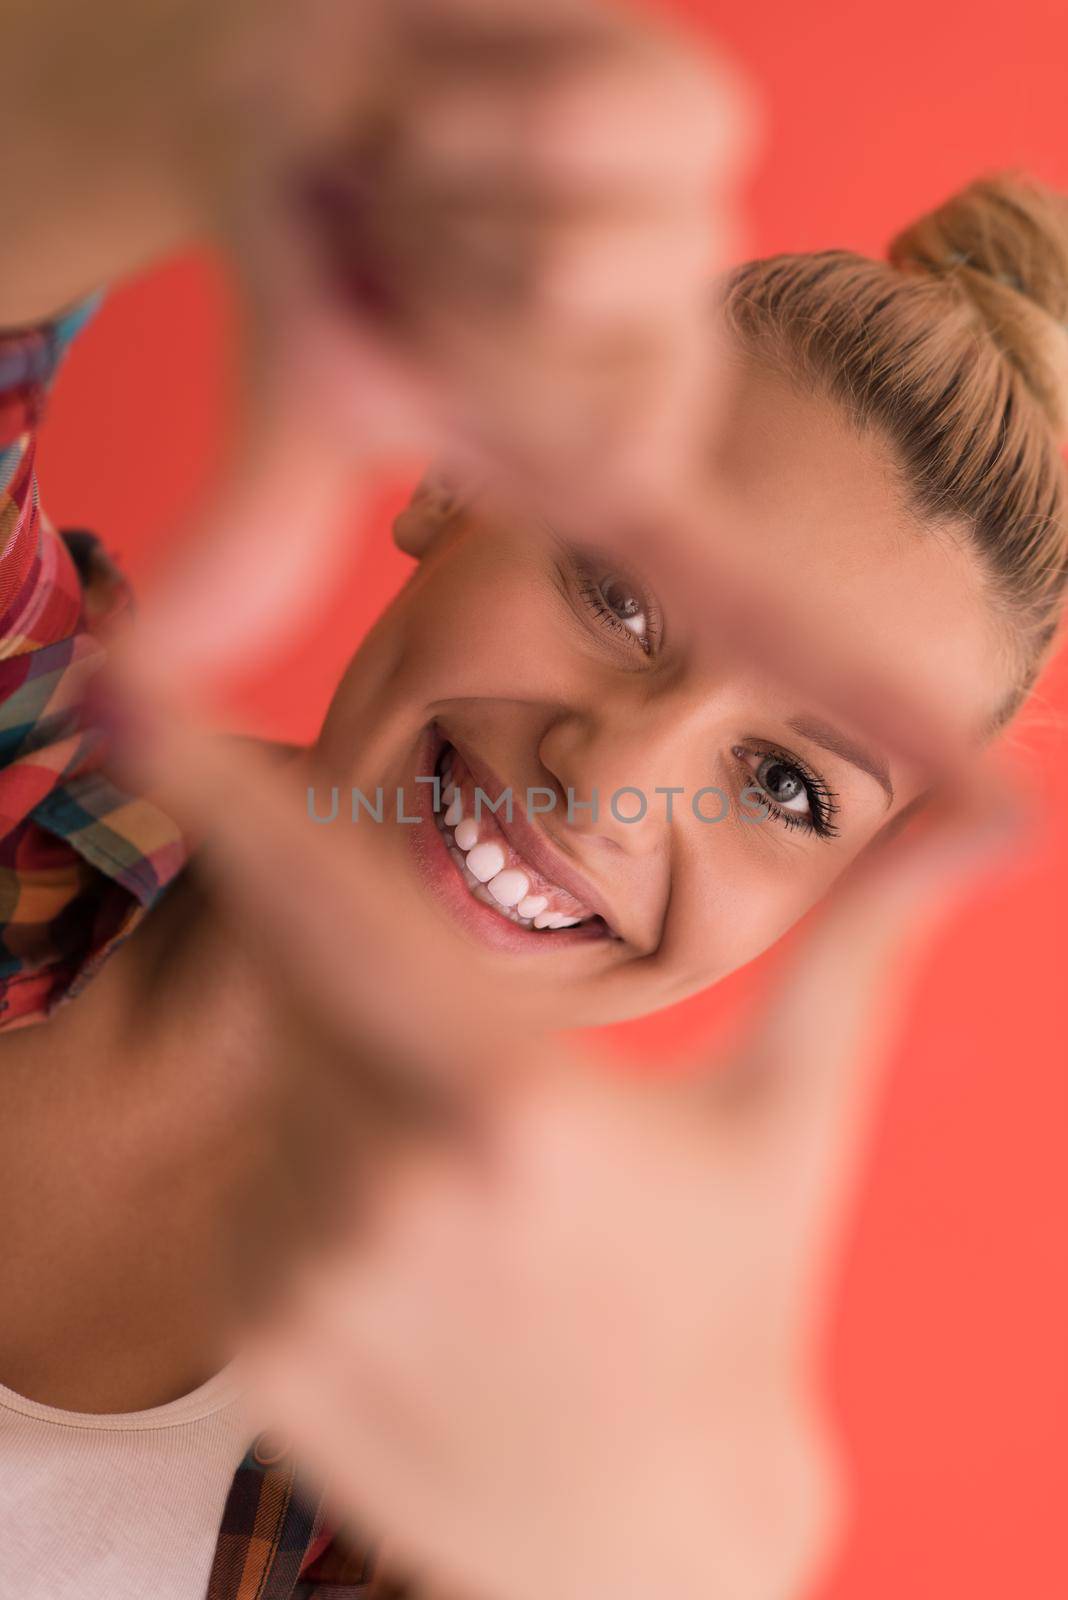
[392,470,462,559]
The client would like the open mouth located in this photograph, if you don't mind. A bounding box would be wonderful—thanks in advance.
[432,738,614,940]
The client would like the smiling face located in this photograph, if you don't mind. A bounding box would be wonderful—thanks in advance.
[313,364,1012,1027]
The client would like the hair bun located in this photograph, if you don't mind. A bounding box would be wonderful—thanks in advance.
[889,174,1068,445]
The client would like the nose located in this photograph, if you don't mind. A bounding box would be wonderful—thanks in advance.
[537,696,710,855]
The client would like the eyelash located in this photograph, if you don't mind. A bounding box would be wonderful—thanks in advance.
[733,744,842,840]
[568,553,659,657]
[576,576,650,652]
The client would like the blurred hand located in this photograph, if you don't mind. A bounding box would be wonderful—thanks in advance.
[139,0,752,679]
[235,791,1013,1600]
[72,12,1021,1587]
[108,602,1019,1600]
[8,6,1028,1592]
[6,0,750,681]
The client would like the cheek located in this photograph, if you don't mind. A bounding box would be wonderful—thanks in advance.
[380,536,587,704]
[655,835,848,994]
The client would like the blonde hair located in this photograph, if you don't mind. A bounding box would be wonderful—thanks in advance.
[723,173,1068,723]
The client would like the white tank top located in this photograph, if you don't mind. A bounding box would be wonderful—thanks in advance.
[0,1366,250,1598]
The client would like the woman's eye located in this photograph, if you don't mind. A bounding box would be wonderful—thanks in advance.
[570,552,660,656]
[756,755,808,813]
[733,746,840,840]
[596,574,648,637]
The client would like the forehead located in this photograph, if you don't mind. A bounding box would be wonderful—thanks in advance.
[710,361,1014,736]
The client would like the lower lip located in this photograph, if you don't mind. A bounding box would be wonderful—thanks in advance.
[406,726,612,957]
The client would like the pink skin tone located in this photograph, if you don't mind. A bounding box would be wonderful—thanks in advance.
[312,363,1010,1028]
[0,365,1010,1424]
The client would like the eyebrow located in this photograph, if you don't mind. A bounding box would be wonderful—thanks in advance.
[785,715,895,806]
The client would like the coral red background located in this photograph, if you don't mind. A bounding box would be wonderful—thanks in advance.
[36,3,1068,1596]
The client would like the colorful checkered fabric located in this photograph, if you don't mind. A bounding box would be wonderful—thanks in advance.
[0,305,187,1028]
[206,1442,327,1600]
[207,1439,408,1598]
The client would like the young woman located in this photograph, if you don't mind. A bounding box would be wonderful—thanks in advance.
[1,18,1066,1580]
[155,175,1068,1024]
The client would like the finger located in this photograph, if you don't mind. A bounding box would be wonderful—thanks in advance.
[401,13,751,200]
[453,487,1000,807]
[552,486,1000,799]
[243,1150,490,1527]
[99,666,529,1109]
[134,2,749,687]
[134,191,456,686]
[706,765,1027,1254]
[133,395,356,684]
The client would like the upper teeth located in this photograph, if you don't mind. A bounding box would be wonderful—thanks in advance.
[454,818,479,851]
[443,789,463,828]
[487,868,528,907]
[436,746,588,932]
[466,842,505,883]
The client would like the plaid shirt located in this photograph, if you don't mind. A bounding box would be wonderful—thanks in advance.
[0,312,411,1594]
[208,1440,409,1598]
[0,301,186,1027]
